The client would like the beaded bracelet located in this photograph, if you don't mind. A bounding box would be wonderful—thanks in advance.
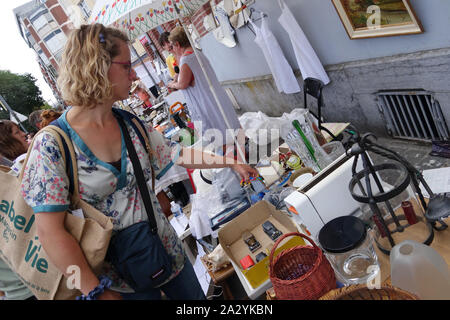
[76,275,112,300]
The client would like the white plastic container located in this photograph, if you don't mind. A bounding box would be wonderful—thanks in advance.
[390,240,450,300]
[170,201,183,218]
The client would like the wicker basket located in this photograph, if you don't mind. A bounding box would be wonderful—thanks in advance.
[269,232,336,300]
[319,284,419,300]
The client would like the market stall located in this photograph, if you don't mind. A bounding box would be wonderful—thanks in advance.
[89,0,450,301]
[182,109,450,300]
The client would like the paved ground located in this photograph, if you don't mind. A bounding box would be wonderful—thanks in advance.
[368,136,450,171]
[366,136,450,187]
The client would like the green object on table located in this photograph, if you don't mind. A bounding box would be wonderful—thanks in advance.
[292,120,321,170]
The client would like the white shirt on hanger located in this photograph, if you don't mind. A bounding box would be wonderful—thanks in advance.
[277,0,330,85]
[249,12,301,94]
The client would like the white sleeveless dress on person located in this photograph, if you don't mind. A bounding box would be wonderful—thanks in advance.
[277,0,330,85]
[179,51,242,146]
[248,13,300,94]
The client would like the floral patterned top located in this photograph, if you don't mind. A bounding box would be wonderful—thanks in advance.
[20,109,184,292]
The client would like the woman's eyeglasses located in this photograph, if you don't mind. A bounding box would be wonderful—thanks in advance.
[111,61,132,75]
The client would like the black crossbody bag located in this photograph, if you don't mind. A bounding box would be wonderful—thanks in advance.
[106,115,173,292]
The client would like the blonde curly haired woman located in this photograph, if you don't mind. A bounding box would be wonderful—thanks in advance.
[20,23,256,300]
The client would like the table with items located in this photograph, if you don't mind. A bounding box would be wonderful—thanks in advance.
[181,112,450,300]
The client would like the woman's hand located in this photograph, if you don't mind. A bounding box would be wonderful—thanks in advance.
[231,163,258,182]
[167,81,176,89]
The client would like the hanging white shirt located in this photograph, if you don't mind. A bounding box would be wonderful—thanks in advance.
[212,5,237,48]
[249,13,301,94]
[277,0,330,85]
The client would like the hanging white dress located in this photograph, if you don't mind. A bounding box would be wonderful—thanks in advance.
[277,0,330,85]
[248,13,301,94]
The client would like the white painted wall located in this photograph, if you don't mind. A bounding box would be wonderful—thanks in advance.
[199,0,450,82]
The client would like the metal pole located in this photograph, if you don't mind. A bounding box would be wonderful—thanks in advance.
[0,95,28,134]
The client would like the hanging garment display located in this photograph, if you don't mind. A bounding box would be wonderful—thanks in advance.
[212,4,237,48]
[248,13,301,94]
[277,0,330,85]
[227,0,251,29]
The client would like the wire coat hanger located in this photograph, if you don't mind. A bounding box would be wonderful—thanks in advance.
[248,7,268,23]
[246,7,268,36]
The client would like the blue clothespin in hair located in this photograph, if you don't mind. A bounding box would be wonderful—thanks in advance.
[99,33,106,43]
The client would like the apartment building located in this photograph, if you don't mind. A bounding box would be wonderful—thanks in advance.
[13,0,206,104]
[13,0,94,104]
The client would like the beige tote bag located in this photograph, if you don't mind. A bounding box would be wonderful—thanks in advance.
[0,125,113,300]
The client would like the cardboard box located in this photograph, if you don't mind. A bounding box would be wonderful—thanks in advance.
[219,201,305,289]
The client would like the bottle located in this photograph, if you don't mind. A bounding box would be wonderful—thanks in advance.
[170,201,183,218]
[173,113,195,145]
[390,240,450,300]
[292,120,331,171]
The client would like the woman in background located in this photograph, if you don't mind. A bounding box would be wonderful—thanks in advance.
[0,120,29,163]
[166,27,246,161]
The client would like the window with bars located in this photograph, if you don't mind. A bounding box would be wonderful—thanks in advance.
[37,49,50,66]
[377,90,449,141]
[44,30,66,55]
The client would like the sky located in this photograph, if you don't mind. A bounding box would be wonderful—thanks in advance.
[0,1,57,106]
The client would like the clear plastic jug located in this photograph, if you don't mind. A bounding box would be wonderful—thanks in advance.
[170,201,183,217]
[390,240,450,300]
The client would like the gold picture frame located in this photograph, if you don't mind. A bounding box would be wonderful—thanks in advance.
[331,0,423,39]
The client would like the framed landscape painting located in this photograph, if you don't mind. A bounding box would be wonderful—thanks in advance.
[331,0,423,39]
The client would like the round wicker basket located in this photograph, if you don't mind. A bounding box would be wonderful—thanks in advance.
[319,284,419,300]
[269,232,336,300]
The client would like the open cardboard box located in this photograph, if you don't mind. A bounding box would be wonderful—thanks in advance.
[218,201,305,289]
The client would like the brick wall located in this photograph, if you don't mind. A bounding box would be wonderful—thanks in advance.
[190,2,212,38]
[147,29,161,60]
[24,19,41,44]
[48,5,69,28]
[49,58,59,70]
[45,0,58,7]
[61,24,73,35]
[162,20,177,32]
[38,43,52,62]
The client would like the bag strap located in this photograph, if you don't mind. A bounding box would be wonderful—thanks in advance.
[116,115,158,234]
[53,110,155,190]
[49,118,75,195]
[112,108,156,190]
[112,108,149,152]
[19,125,80,206]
